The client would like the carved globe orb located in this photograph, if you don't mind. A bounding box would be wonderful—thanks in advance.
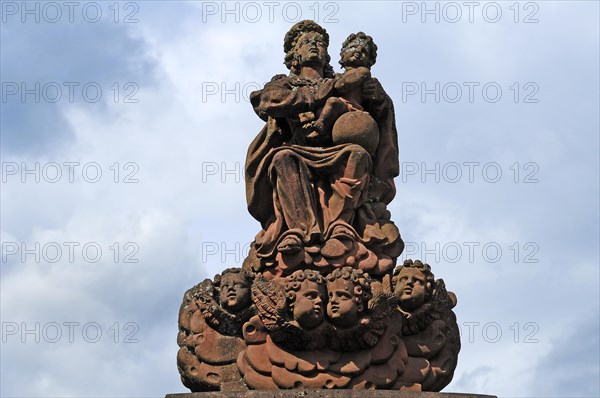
[332,111,379,156]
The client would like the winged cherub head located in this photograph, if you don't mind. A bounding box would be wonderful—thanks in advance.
[214,268,254,314]
[392,259,435,312]
[285,269,326,330]
[325,267,372,328]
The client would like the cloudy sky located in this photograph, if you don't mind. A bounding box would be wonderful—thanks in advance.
[1,1,598,397]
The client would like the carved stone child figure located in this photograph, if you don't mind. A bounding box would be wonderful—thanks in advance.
[206,268,256,333]
[394,259,433,314]
[325,267,372,329]
[325,266,395,351]
[285,269,327,330]
[392,260,460,391]
[305,32,378,144]
[177,268,255,391]
[219,269,253,315]
[249,269,329,351]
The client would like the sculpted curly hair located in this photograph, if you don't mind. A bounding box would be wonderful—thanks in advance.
[392,259,435,301]
[339,32,378,68]
[284,269,324,311]
[325,267,372,312]
[213,268,254,289]
[283,20,334,78]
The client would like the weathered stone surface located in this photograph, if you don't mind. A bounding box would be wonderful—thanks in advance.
[176,20,464,394]
[177,269,255,391]
[166,391,497,398]
[243,21,403,279]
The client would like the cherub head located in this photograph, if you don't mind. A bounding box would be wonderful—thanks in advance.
[283,20,335,78]
[392,259,435,312]
[339,32,378,70]
[325,267,372,328]
[285,269,326,330]
[214,268,254,313]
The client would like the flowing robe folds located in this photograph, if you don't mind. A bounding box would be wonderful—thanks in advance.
[245,73,403,275]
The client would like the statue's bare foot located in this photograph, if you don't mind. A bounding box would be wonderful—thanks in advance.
[277,235,303,254]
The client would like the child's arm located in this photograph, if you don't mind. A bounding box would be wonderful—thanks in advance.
[334,67,371,94]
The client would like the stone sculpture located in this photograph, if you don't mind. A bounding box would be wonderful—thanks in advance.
[176,20,461,393]
[177,269,255,391]
[392,260,461,391]
[243,20,403,280]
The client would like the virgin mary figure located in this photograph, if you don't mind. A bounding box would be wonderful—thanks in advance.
[243,21,404,279]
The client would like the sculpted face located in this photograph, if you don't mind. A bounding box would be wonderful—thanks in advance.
[219,273,251,313]
[293,279,325,329]
[327,278,359,328]
[293,31,328,67]
[395,268,427,312]
[341,41,370,68]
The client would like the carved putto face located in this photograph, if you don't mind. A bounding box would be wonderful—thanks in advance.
[219,272,251,313]
[293,31,328,68]
[394,267,427,312]
[326,278,361,328]
[292,279,326,329]
[340,40,370,68]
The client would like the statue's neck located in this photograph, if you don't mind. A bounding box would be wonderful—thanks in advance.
[299,65,324,80]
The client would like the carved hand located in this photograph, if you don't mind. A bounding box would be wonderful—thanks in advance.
[362,77,385,103]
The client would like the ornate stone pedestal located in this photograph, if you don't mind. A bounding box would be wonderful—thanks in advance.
[167,391,497,398]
